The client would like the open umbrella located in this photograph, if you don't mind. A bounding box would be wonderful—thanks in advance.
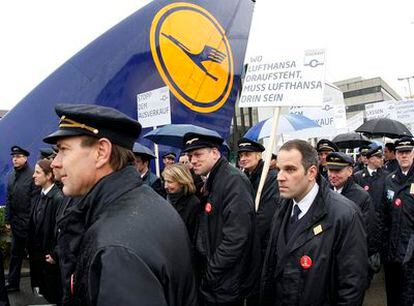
[143,124,223,148]
[355,118,412,138]
[244,114,320,141]
[332,132,372,149]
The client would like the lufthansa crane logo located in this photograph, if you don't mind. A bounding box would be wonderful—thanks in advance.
[150,3,234,113]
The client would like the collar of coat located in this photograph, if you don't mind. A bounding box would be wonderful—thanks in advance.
[244,159,264,182]
[205,156,227,192]
[394,162,414,184]
[81,165,143,227]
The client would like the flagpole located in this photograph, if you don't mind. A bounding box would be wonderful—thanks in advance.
[255,107,281,212]
[153,126,160,177]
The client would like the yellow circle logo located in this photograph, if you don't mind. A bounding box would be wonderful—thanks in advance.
[150,3,234,113]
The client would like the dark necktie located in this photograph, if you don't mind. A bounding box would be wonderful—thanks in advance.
[291,204,301,224]
[372,171,376,177]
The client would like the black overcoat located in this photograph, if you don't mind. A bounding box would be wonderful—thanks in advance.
[73,166,197,306]
[340,178,377,256]
[5,163,35,238]
[196,157,260,304]
[28,184,64,303]
[354,167,389,255]
[246,159,279,254]
[260,179,368,305]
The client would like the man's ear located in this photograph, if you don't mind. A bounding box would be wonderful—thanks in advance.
[307,164,318,181]
[95,138,112,169]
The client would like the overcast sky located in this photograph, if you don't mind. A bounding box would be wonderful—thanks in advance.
[0,0,413,110]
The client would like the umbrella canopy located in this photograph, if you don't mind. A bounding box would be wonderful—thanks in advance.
[143,124,223,149]
[332,132,372,149]
[244,114,320,141]
[355,118,412,139]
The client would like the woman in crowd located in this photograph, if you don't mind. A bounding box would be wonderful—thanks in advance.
[162,164,200,243]
[29,158,63,304]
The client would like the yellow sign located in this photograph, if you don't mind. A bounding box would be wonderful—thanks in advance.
[150,3,234,113]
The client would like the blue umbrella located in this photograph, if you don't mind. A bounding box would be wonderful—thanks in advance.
[143,124,224,149]
[244,114,320,141]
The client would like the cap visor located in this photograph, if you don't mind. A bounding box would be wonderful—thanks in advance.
[43,129,87,144]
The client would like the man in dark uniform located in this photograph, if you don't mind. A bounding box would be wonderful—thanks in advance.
[316,139,338,180]
[5,145,35,292]
[384,142,399,173]
[261,139,367,305]
[237,138,279,254]
[237,137,279,305]
[44,103,197,306]
[162,152,176,167]
[326,152,377,273]
[132,142,165,197]
[354,145,389,261]
[183,132,259,306]
[383,136,414,306]
[354,145,370,173]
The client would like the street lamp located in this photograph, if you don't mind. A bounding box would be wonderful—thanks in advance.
[398,76,414,99]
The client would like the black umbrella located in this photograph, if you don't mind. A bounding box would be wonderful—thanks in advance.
[332,132,372,149]
[355,118,412,139]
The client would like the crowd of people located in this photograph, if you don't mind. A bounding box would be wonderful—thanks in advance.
[2,103,414,306]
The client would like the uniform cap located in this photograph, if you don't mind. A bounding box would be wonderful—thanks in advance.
[366,145,383,159]
[162,152,176,159]
[10,146,30,157]
[359,145,370,156]
[132,143,156,160]
[395,136,414,152]
[43,103,141,150]
[237,137,265,153]
[39,147,57,159]
[182,132,223,152]
[326,152,354,170]
[316,139,338,153]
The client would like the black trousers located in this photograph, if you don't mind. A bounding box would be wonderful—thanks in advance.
[7,234,27,287]
[384,261,404,306]
[0,251,9,306]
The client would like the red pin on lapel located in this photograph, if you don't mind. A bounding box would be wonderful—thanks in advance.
[300,255,313,270]
[205,202,212,214]
[394,198,402,207]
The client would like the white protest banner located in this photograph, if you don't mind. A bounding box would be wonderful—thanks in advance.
[287,83,346,129]
[347,112,364,132]
[239,49,326,108]
[364,101,392,120]
[391,100,414,124]
[137,86,171,128]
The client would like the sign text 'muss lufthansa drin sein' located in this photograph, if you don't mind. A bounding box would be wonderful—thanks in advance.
[241,61,323,103]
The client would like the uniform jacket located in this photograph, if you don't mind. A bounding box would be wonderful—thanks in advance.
[260,179,368,306]
[196,157,260,303]
[56,196,84,306]
[340,177,377,256]
[142,170,166,198]
[5,163,35,238]
[383,164,414,264]
[73,166,197,306]
[402,234,414,306]
[384,158,399,173]
[354,167,389,255]
[167,191,200,243]
[28,184,64,303]
[245,159,279,253]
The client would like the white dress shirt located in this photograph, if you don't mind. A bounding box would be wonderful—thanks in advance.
[292,183,319,220]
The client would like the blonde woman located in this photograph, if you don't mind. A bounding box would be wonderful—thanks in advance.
[162,164,200,242]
